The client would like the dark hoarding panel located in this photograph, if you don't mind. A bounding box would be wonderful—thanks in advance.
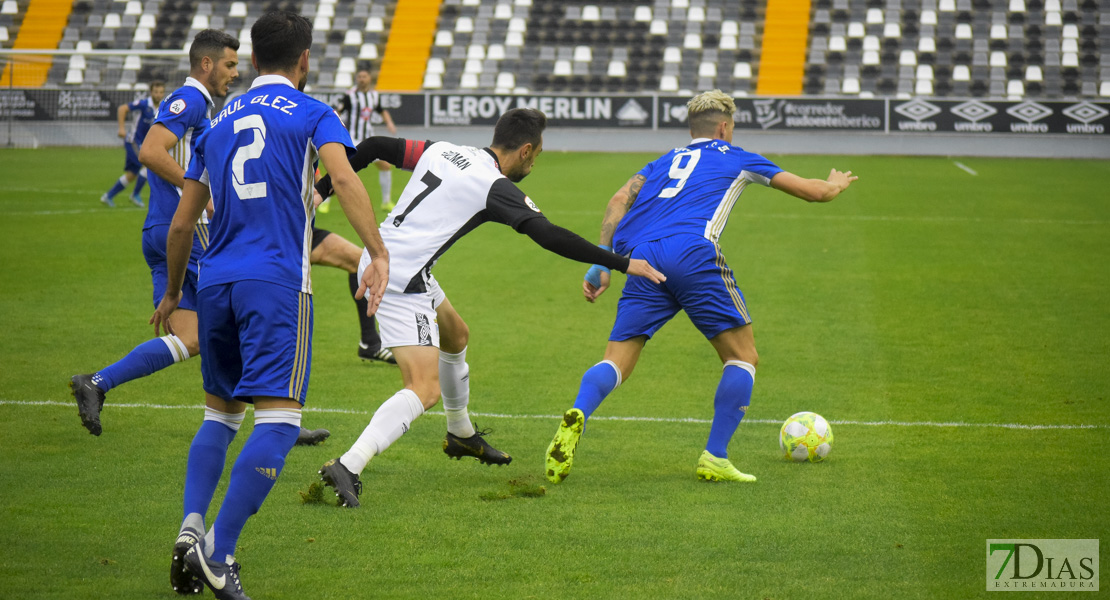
[890,99,1110,135]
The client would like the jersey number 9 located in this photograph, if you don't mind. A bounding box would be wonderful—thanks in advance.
[659,149,701,199]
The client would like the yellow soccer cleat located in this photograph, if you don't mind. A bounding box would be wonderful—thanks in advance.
[696,450,757,483]
[545,408,585,483]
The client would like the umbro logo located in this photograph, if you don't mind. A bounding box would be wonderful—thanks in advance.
[255,467,278,480]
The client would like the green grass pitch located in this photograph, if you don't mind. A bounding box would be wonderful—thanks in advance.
[1,147,1108,599]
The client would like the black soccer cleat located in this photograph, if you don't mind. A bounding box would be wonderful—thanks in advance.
[295,426,331,446]
[357,342,397,365]
[170,527,204,595]
[319,458,362,508]
[69,374,106,436]
[443,428,512,465]
[183,544,251,600]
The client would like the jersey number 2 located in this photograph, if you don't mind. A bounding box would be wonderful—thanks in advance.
[392,171,442,227]
[659,149,701,199]
[232,115,267,200]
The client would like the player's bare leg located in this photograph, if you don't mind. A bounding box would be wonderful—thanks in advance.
[309,231,394,365]
[697,326,758,483]
[546,337,645,483]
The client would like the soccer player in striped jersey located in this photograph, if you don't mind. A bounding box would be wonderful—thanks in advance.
[99,80,164,208]
[544,90,858,484]
[151,12,388,598]
[325,63,397,213]
[313,108,665,508]
[69,30,239,440]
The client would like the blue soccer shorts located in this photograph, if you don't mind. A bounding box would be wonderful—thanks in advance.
[197,280,312,404]
[610,234,752,342]
[142,224,204,312]
[124,141,142,174]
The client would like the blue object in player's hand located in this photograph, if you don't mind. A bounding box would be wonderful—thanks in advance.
[584,245,613,288]
[585,264,608,288]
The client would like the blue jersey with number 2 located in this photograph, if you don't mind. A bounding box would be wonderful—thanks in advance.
[185,75,354,293]
[612,139,783,255]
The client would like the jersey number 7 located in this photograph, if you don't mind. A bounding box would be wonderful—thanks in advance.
[392,171,442,227]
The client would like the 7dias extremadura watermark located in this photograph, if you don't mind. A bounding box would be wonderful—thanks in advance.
[987,539,1099,592]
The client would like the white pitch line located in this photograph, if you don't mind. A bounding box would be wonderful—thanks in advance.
[953,161,979,176]
[1,400,1102,430]
[547,210,1108,226]
[5,207,145,216]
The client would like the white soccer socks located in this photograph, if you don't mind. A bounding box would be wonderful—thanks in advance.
[439,347,476,438]
[340,389,425,474]
[379,170,393,206]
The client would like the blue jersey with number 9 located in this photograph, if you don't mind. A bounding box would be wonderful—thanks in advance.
[612,139,783,256]
[185,75,354,293]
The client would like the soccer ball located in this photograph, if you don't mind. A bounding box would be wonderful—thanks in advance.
[779,412,834,462]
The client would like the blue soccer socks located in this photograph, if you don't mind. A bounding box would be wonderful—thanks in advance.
[210,415,299,564]
[182,412,242,524]
[104,176,128,200]
[133,173,147,196]
[572,360,622,420]
[705,360,755,459]
[96,335,189,391]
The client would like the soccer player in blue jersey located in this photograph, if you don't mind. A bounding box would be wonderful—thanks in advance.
[545,90,858,484]
[100,80,164,208]
[68,30,240,438]
[150,11,389,599]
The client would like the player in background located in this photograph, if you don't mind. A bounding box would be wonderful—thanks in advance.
[100,80,165,208]
[313,108,665,508]
[544,90,858,484]
[151,11,388,598]
[69,29,239,438]
[321,62,397,214]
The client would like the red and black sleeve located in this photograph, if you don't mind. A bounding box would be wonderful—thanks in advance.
[315,137,432,199]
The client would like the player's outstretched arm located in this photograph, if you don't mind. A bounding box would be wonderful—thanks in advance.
[138,124,185,188]
[151,178,209,335]
[314,136,424,199]
[770,169,858,203]
[518,218,666,285]
[319,142,389,315]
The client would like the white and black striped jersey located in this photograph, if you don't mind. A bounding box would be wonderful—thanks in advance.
[339,87,383,144]
[316,137,631,295]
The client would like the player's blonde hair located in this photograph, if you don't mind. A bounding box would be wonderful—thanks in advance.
[687,90,735,136]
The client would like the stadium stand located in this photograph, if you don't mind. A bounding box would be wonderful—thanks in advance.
[1,0,1106,99]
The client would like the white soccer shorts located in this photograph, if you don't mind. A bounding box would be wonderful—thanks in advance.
[358,254,446,349]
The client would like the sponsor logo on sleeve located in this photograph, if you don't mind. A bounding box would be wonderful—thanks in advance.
[169,99,187,115]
